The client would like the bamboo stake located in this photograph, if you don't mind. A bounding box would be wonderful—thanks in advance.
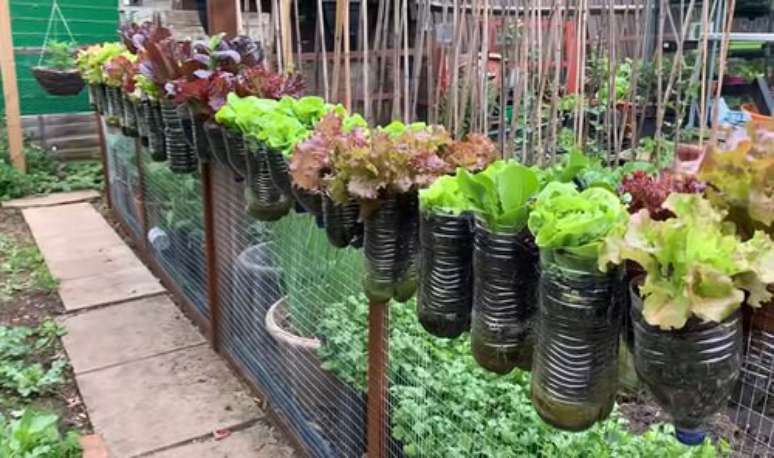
[373,0,388,122]
[344,0,352,111]
[448,0,462,133]
[709,0,735,146]
[293,0,303,72]
[697,0,710,146]
[392,0,401,120]
[362,0,370,120]
[317,0,330,100]
[272,0,284,71]
[402,0,409,121]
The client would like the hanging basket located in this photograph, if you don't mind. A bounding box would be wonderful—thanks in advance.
[531,249,623,432]
[32,67,84,96]
[470,222,538,373]
[417,211,474,339]
[630,280,742,445]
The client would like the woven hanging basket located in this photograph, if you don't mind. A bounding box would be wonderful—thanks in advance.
[31,67,84,96]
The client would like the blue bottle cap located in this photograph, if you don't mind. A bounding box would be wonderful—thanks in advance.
[675,428,706,446]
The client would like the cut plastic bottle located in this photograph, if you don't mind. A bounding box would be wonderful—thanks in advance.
[531,249,622,431]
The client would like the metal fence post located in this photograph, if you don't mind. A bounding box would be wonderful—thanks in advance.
[367,300,389,458]
[134,139,149,249]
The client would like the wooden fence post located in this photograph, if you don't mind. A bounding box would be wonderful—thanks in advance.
[0,0,25,172]
[367,300,389,458]
[205,0,238,349]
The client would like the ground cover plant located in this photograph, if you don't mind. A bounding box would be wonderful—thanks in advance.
[0,130,102,202]
[0,208,90,455]
[316,294,726,457]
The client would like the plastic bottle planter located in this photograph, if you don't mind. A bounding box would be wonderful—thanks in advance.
[292,187,323,219]
[122,96,139,138]
[144,101,167,162]
[244,144,293,221]
[470,222,538,373]
[363,193,419,303]
[531,250,622,432]
[160,100,198,174]
[322,195,362,248]
[203,121,228,165]
[630,285,742,446]
[223,127,248,181]
[87,84,103,112]
[264,148,293,195]
[417,211,474,338]
[104,86,123,126]
[186,106,210,162]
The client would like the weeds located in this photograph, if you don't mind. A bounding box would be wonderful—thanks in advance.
[0,321,68,398]
[0,235,57,301]
[0,409,81,457]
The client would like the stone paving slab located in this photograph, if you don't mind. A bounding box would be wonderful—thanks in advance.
[61,295,206,374]
[23,202,164,310]
[57,266,165,311]
[3,190,100,208]
[77,345,261,458]
[147,422,298,458]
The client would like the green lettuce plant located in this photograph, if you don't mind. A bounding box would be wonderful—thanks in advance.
[699,126,774,239]
[74,42,126,84]
[455,161,540,231]
[418,174,472,215]
[528,182,628,259]
[600,193,774,330]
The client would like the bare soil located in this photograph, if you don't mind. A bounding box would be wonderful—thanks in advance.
[0,207,92,434]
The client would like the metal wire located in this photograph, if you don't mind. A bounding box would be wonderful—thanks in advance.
[140,150,209,319]
[104,127,143,241]
[211,161,367,457]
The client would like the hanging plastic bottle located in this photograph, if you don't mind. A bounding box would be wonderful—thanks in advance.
[630,283,742,445]
[531,249,623,431]
[470,221,538,374]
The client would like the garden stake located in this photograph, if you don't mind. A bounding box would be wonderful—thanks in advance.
[367,300,389,458]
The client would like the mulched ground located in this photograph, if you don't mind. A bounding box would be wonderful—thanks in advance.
[0,206,92,434]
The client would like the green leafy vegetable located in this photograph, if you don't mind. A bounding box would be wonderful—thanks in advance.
[0,409,81,458]
[455,160,539,231]
[528,182,628,259]
[74,42,126,84]
[600,193,774,330]
[418,175,472,215]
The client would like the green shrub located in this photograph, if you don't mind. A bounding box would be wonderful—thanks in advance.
[316,295,727,457]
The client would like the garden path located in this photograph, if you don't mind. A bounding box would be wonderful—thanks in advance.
[16,195,296,458]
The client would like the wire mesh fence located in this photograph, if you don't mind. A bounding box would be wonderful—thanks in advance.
[140,150,208,319]
[211,160,368,457]
[102,125,774,458]
[104,125,143,241]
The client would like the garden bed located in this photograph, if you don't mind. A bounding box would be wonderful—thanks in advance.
[0,207,92,436]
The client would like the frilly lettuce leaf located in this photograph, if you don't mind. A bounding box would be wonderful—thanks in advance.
[601,193,774,330]
[529,182,628,259]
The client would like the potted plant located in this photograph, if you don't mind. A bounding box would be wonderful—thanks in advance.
[413,133,496,339]
[75,43,125,115]
[140,37,201,173]
[102,52,135,128]
[601,193,773,445]
[120,61,140,138]
[290,109,368,239]
[527,182,628,432]
[32,40,84,96]
[327,121,452,303]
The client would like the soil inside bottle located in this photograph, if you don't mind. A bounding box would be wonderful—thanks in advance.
[470,222,538,374]
[417,210,473,338]
[531,249,622,432]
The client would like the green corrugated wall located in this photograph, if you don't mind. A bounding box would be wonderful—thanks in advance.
[0,0,118,116]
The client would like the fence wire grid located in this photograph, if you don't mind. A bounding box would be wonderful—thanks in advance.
[103,127,774,458]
